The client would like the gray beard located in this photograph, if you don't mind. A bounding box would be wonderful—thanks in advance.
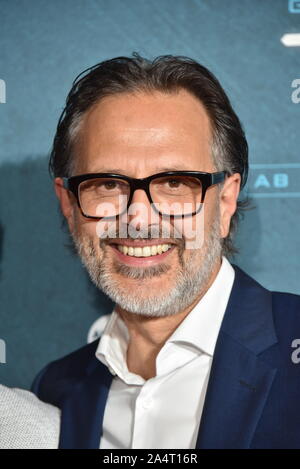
[71,212,222,318]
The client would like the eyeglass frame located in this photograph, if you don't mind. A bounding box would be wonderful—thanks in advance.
[62,170,228,220]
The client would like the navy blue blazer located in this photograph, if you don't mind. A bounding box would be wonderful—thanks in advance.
[31,264,300,449]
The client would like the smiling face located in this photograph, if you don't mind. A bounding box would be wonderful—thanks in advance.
[54,89,241,317]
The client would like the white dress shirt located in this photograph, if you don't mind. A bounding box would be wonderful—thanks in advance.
[96,256,235,449]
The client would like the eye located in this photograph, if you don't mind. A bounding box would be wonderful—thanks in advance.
[101,180,118,190]
[96,179,129,192]
[167,179,182,188]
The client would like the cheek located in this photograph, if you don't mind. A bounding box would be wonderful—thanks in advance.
[172,206,206,250]
[76,219,101,247]
[80,219,98,236]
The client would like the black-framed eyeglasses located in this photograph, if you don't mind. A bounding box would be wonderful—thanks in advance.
[62,170,228,219]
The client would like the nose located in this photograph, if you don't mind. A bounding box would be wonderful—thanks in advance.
[126,188,159,231]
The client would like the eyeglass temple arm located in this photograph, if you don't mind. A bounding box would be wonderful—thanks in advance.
[62,177,69,189]
[211,171,228,185]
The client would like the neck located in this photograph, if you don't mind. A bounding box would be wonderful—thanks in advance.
[116,257,222,380]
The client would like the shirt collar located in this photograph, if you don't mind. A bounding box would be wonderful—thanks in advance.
[96,307,146,384]
[165,256,235,356]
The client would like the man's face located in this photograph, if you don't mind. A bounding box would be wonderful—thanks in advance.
[55,89,240,317]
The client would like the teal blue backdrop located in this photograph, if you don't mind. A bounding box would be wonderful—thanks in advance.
[0,0,299,388]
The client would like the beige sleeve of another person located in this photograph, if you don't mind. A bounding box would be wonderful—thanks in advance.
[0,384,60,449]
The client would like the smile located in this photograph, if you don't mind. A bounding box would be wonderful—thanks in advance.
[116,243,172,257]
[108,242,176,266]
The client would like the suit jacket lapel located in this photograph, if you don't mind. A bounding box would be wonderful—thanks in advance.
[195,330,277,448]
[196,264,278,449]
[59,357,113,449]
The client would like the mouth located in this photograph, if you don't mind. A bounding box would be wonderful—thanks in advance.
[108,242,176,266]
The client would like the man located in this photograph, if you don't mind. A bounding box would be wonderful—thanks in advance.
[0,384,60,448]
[31,54,300,449]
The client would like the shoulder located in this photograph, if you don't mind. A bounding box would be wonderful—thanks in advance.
[232,263,300,317]
[272,290,300,311]
[271,290,300,342]
[231,263,300,346]
[0,384,60,416]
[31,339,100,406]
[0,384,60,449]
[46,338,100,376]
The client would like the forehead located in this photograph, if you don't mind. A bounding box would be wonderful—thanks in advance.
[73,89,213,174]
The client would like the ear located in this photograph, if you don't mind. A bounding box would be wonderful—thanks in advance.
[219,173,241,239]
[54,177,76,233]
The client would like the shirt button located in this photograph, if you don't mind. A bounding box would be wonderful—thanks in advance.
[142,398,153,410]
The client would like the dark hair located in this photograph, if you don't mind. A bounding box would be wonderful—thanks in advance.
[49,53,250,258]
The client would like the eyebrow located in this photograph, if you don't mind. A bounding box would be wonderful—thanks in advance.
[88,165,194,174]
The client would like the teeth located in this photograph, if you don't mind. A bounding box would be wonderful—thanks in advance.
[128,246,134,256]
[142,246,151,257]
[116,243,172,257]
[134,247,142,257]
[151,245,157,256]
